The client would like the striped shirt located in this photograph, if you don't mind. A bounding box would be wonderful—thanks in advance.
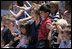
[49,12,60,22]
[51,30,59,48]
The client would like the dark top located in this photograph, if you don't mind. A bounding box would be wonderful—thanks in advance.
[3,27,19,47]
[29,21,41,45]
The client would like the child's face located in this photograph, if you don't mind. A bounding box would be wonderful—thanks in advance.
[40,11,48,18]
[61,32,70,42]
[20,27,26,35]
[50,4,56,14]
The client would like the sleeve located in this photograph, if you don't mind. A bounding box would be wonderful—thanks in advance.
[9,32,15,42]
[59,42,63,48]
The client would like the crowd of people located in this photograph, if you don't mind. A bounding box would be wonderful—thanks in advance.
[1,1,71,48]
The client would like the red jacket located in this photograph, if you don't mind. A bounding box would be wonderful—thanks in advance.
[38,17,51,41]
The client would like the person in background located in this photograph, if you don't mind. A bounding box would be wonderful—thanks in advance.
[9,1,27,25]
[63,1,71,24]
[2,15,20,48]
[59,28,71,48]
[16,22,31,48]
[48,19,69,48]
[36,4,52,48]
[49,1,60,22]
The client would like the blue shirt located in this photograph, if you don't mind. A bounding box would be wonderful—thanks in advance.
[13,9,26,20]
[59,40,71,48]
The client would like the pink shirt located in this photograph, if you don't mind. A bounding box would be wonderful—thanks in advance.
[16,35,29,48]
[63,10,71,24]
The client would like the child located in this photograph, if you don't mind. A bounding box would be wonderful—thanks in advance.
[48,19,68,48]
[63,1,71,24]
[2,15,20,48]
[16,22,31,48]
[36,4,52,48]
[59,28,71,48]
[49,1,60,22]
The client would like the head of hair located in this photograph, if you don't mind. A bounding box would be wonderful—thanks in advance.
[17,1,23,6]
[31,4,41,20]
[50,1,60,11]
[39,4,51,14]
[19,21,30,35]
[2,14,15,25]
[31,4,41,15]
[56,19,68,27]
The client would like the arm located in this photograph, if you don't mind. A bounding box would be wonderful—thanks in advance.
[56,25,62,44]
[14,35,22,41]
[19,16,32,24]
[3,41,14,48]
[9,9,24,18]
[3,34,21,48]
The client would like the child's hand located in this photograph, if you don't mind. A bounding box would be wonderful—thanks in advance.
[14,35,22,41]
[14,37,20,41]
[11,33,17,36]
[18,35,22,38]
[46,23,53,30]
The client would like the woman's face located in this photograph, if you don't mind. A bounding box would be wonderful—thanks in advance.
[50,4,56,14]
[31,10,38,21]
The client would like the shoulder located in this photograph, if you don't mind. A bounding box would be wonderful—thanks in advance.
[64,10,68,14]
[46,17,51,23]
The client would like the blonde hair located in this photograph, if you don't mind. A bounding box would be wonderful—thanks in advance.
[50,1,60,10]
[56,19,68,27]
[2,14,16,24]
[31,4,41,20]
[31,4,41,12]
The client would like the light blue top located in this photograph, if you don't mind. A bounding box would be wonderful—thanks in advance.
[59,40,71,48]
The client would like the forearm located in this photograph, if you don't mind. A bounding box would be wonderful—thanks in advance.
[9,10,17,18]
[9,10,24,18]
[57,34,61,44]
[22,17,32,21]
[48,30,53,40]
[4,41,14,47]
[19,16,32,23]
